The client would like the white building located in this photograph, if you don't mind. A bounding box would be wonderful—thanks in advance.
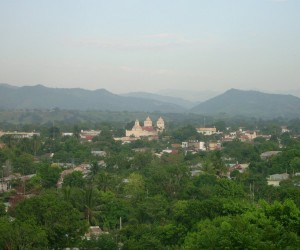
[196,127,217,136]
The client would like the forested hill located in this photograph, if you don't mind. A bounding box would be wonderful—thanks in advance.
[0,84,186,113]
[121,91,196,109]
[191,88,300,119]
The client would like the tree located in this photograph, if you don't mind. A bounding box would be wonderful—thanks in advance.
[73,125,81,139]
[63,171,85,188]
[212,120,226,132]
[208,150,227,176]
[183,199,300,249]
[12,153,35,175]
[37,163,61,188]
[124,173,145,201]
[171,125,199,141]
[135,195,168,224]
[48,126,60,139]
[96,191,127,230]
[223,140,259,163]
[13,193,88,248]
[13,219,48,250]
[95,171,119,193]
[0,217,14,250]
[82,187,102,226]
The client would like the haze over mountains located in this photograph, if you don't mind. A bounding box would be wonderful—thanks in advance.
[1,84,300,119]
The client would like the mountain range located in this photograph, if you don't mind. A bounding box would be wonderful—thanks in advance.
[1,84,300,119]
[0,84,185,113]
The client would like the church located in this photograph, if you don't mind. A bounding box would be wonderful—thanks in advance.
[125,116,165,138]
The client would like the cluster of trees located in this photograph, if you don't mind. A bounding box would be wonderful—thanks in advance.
[1,118,300,248]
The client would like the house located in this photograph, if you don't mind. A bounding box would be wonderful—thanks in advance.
[125,116,165,138]
[1,174,36,193]
[267,173,289,186]
[0,131,40,138]
[190,170,205,177]
[114,136,139,143]
[80,130,101,141]
[281,126,290,133]
[208,141,221,151]
[98,160,107,168]
[228,163,249,174]
[62,132,73,137]
[91,150,107,157]
[182,141,206,151]
[242,130,257,141]
[196,127,217,136]
[171,143,182,149]
[260,151,281,160]
[84,226,107,240]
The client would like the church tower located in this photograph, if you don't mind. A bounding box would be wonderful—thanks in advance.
[133,119,142,131]
[144,116,153,127]
[156,117,165,131]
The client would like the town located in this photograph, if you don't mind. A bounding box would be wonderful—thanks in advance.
[1,114,300,249]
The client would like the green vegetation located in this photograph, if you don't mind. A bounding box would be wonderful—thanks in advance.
[1,113,300,249]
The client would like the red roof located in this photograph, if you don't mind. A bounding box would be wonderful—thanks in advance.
[84,135,94,141]
[142,126,154,132]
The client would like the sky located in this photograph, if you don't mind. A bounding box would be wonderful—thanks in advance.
[0,0,299,95]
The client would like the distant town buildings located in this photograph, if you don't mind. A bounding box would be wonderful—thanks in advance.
[0,131,40,138]
[196,127,217,136]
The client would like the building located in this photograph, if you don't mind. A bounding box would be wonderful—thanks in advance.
[80,130,101,141]
[182,140,206,151]
[260,151,281,160]
[208,141,222,151]
[0,131,40,138]
[281,126,290,133]
[196,127,217,136]
[267,173,289,186]
[240,130,257,141]
[228,163,249,174]
[125,116,165,138]
[91,150,107,157]
[62,132,73,137]
[84,226,107,240]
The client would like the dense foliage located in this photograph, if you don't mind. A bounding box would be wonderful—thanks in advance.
[1,114,300,249]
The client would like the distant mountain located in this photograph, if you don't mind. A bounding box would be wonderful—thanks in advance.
[190,88,300,119]
[156,89,220,102]
[0,84,186,112]
[277,88,300,99]
[121,91,196,109]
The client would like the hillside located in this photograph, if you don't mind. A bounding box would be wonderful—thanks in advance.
[0,84,186,113]
[191,89,300,118]
[156,89,219,102]
[121,91,196,109]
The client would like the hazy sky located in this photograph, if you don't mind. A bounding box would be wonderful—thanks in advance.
[0,0,299,94]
